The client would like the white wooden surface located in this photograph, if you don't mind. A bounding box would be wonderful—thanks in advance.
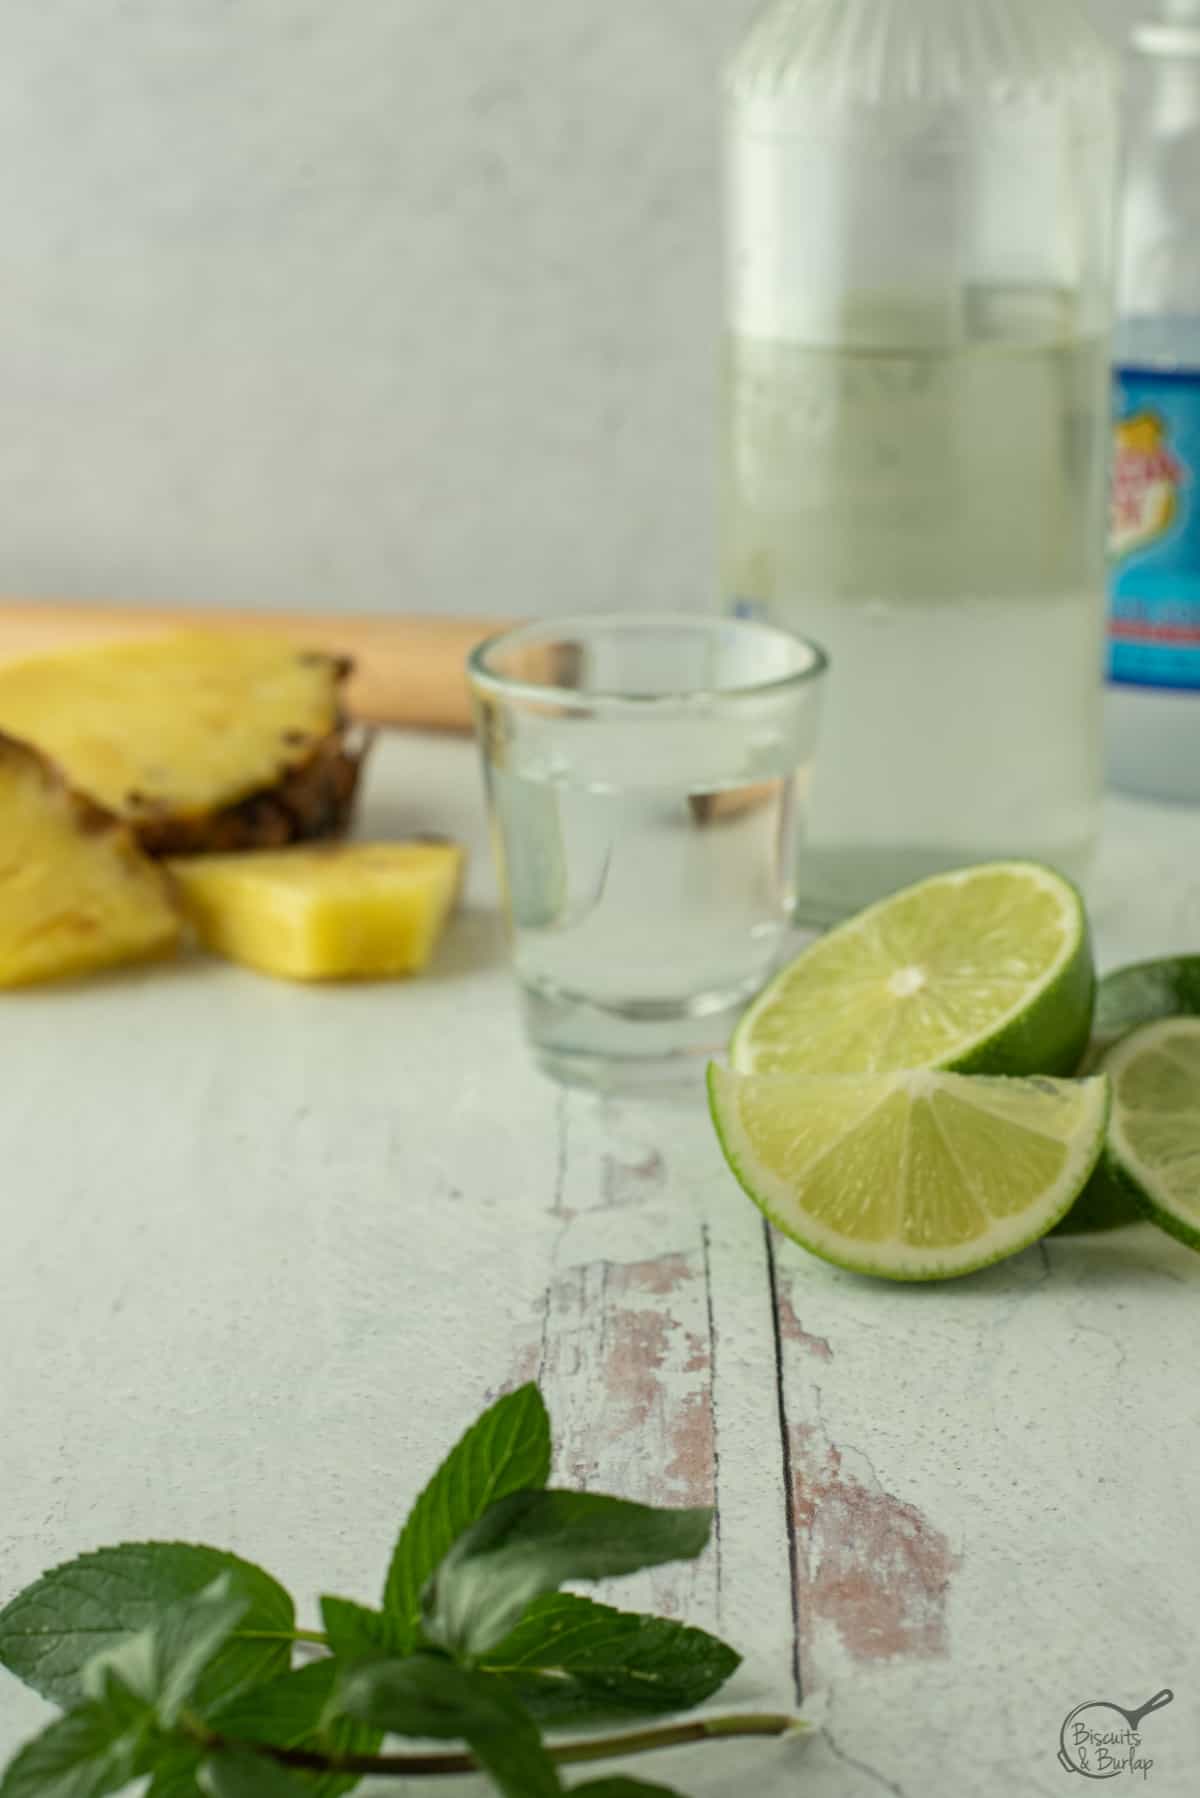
[2,730,1199,1798]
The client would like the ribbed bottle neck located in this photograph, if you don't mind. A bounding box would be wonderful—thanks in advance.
[729,0,1119,117]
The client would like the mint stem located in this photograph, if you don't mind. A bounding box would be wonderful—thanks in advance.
[550,1712,804,1766]
[195,1712,802,1777]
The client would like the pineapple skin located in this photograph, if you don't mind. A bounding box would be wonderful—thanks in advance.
[0,635,367,857]
[169,842,465,982]
[136,729,365,857]
[0,733,180,988]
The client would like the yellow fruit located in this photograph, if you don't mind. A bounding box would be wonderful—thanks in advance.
[0,633,365,855]
[0,734,179,987]
[169,842,465,981]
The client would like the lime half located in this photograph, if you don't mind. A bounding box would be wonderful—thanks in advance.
[709,1064,1110,1282]
[732,862,1094,1079]
[1105,1017,1200,1253]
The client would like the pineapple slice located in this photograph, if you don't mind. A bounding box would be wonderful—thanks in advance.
[168,841,465,981]
[0,633,365,856]
[0,734,180,987]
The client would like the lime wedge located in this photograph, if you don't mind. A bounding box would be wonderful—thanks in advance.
[708,1064,1110,1282]
[1104,1017,1200,1253]
[732,862,1093,1079]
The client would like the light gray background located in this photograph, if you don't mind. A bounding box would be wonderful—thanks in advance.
[0,0,1136,619]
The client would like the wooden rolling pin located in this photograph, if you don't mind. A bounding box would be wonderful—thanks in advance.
[0,602,509,732]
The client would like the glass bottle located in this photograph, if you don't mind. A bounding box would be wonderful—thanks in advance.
[724,0,1120,920]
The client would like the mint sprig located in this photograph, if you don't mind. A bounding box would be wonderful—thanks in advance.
[0,1385,800,1797]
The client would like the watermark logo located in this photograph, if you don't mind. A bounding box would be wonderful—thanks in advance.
[1058,1689,1173,1781]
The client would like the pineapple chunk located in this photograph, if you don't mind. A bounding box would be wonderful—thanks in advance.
[0,633,364,856]
[168,842,465,981]
[0,734,179,987]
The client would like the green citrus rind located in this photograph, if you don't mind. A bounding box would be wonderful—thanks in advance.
[1090,955,1200,1061]
[1049,1163,1143,1235]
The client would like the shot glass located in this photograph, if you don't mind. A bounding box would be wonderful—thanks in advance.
[468,613,827,1088]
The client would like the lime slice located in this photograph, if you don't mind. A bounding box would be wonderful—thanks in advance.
[1104,1017,1200,1253]
[732,862,1093,1079]
[708,1064,1110,1282]
[1055,957,1200,1232]
[1093,956,1200,1058]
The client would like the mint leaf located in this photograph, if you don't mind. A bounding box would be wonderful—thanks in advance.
[310,1716,380,1798]
[83,1577,248,1728]
[206,1659,335,1745]
[140,1579,248,1726]
[572,1783,686,1796]
[572,1782,685,1796]
[423,1493,713,1659]
[310,1601,402,1787]
[334,1654,562,1797]
[205,1659,378,1798]
[333,1651,511,1739]
[382,1384,551,1648]
[0,1544,294,1710]
[470,1719,564,1798]
[200,1750,311,1797]
[144,1747,204,1798]
[0,1701,153,1798]
[319,1598,408,1661]
[480,1593,739,1723]
[73,1668,149,1735]
[206,1657,380,1798]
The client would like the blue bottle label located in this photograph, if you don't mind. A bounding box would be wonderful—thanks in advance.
[1110,366,1200,692]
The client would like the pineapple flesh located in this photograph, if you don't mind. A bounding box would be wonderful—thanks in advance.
[0,734,180,987]
[0,633,365,856]
[169,842,465,981]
